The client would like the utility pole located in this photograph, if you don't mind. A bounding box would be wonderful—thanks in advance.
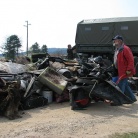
[24,21,31,56]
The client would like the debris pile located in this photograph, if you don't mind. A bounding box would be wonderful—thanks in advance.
[0,55,137,120]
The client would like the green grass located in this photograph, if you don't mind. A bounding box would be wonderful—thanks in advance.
[109,132,138,138]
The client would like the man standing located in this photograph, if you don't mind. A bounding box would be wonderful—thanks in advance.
[67,44,73,60]
[112,35,137,105]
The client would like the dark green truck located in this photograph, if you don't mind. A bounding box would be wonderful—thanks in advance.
[75,17,138,61]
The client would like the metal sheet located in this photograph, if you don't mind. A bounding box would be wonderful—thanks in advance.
[0,61,28,74]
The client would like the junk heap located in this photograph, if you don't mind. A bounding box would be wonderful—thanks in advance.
[0,55,137,120]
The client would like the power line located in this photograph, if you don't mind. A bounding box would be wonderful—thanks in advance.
[24,21,31,56]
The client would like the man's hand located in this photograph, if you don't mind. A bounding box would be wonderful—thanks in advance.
[126,71,131,75]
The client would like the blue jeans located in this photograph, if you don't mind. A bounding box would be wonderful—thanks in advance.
[118,78,136,101]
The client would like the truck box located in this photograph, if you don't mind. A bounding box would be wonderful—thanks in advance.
[75,17,138,56]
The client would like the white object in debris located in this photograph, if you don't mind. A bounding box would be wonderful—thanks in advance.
[24,77,35,97]
[43,91,53,103]
[20,80,27,90]
[0,61,28,74]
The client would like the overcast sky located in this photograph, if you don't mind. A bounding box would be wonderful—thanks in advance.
[0,0,138,52]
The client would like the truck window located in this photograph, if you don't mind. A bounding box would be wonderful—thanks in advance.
[102,26,109,30]
[85,27,91,31]
[121,26,128,30]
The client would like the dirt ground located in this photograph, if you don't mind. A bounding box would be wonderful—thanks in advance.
[0,96,138,138]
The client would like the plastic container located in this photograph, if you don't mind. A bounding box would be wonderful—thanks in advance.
[43,91,53,103]
[38,67,68,95]
[112,76,118,83]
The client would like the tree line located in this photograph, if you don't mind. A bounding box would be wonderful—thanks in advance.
[1,35,48,61]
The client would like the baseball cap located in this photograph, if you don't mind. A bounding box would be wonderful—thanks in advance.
[112,35,123,41]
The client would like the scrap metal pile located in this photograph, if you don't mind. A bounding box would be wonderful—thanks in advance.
[0,55,137,120]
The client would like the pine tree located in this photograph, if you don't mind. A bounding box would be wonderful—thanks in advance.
[2,35,22,61]
[30,42,40,53]
[41,45,48,53]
